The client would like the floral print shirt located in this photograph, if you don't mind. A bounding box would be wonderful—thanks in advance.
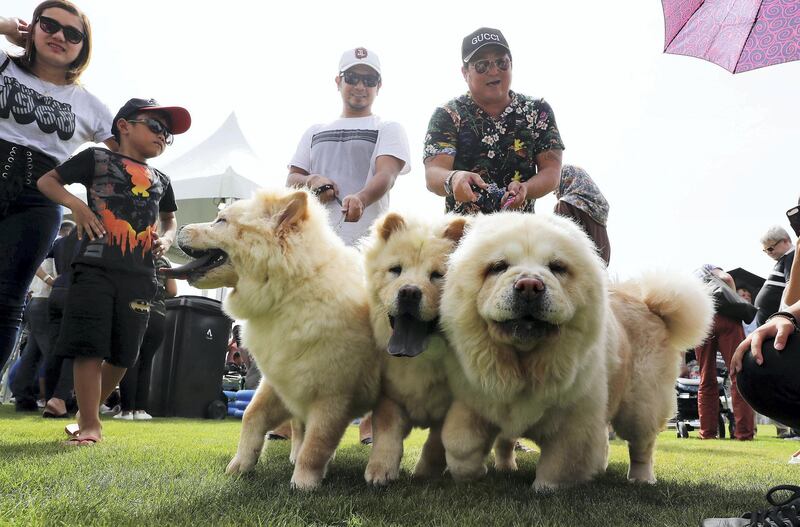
[423,91,564,214]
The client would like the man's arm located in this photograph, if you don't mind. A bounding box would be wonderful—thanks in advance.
[424,154,455,197]
[286,167,311,188]
[424,155,487,203]
[341,155,404,222]
[287,167,338,204]
[524,149,562,199]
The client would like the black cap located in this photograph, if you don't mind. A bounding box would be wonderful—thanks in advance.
[461,27,511,63]
[111,98,191,140]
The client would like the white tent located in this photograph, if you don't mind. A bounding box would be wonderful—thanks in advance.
[162,112,264,233]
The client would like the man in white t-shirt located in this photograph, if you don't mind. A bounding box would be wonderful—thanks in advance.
[287,47,411,247]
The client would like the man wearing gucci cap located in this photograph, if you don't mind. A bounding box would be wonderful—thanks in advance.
[423,27,564,215]
[287,46,411,247]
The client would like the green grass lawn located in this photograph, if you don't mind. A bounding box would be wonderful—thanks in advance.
[1,405,797,527]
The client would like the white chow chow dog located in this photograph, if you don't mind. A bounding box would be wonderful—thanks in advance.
[361,212,518,486]
[164,188,380,490]
[439,212,714,490]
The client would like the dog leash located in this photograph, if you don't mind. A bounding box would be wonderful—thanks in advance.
[313,184,346,232]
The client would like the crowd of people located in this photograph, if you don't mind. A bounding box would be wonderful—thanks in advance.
[0,2,797,524]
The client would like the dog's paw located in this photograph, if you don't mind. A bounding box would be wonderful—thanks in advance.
[225,453,257,475]
[531,478,560,493]
[627,461,656,484]
[493,452,518,472]
[290,469,322,491]
[411,460,446,479]
[364,461,399,486]
[448,461,487,482]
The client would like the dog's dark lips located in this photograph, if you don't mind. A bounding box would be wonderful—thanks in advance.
[492,316,558,340]
[159,248,228,279]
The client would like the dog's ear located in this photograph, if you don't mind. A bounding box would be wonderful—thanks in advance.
[275,191,309,236]
[443,216,469,244]
[378,212,406,241]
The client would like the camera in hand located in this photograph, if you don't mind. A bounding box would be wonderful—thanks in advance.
[471,182,507,212]
[787,206,800,237]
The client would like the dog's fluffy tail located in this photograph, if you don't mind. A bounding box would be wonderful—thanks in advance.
[617,271,715,351]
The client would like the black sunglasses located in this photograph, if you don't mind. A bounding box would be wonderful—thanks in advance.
[340,71,381,88]
[127,118,173,145]
[471,57,511,75]
[37,15,85,45]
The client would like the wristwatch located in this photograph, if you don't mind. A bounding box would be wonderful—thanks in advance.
[444,170,457,196]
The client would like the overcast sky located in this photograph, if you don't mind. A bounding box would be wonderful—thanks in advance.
[5,0,799,285]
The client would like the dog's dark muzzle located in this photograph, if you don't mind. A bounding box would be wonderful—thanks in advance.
[387,286,437,358]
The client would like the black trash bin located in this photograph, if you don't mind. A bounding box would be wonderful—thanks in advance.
[148,295,232,418]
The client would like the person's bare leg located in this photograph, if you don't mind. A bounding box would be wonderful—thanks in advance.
[72,358,104,440]
[99,362,127,403]
[71,359,127,441]
[44,397,67,416]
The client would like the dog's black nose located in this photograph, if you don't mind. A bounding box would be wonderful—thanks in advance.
[397,285,422,315]
[514,277,545,301]
[398,285,422,303]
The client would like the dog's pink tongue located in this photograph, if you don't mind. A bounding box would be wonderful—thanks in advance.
[387,316,429,357]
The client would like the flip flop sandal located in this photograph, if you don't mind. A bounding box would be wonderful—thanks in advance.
[64,423,80,438]
[43,410,69,418]
[63,436,98,446]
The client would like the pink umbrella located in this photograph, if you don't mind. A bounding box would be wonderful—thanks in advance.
[662,0,800,73]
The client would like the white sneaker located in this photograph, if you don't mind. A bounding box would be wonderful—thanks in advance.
[133,411,153,421]
[789,450,800,465]
[100,404,121,415]
[113,411,133,420]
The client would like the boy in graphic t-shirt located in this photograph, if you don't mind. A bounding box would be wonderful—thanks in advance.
[37,98,191,445]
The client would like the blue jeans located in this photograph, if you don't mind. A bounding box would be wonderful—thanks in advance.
[9,297,50,405]
[0,187,61,372]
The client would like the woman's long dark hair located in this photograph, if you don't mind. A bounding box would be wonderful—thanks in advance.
[11,0,92,84]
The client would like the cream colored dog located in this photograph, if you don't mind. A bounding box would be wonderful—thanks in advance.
[440,212,714,490]
[361,212,518,485]
[165,188,380,489]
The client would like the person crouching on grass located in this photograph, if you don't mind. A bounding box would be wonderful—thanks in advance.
[37,98,190,445]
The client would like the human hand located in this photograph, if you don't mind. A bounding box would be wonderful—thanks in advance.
[2,17,28,48]
[308,174,339,204]
[452,170,487,203]
[341,194,364,222]
[72,203,105,241]
[503,181,528,210]
[731,316,793,374]
[152,231,172,258]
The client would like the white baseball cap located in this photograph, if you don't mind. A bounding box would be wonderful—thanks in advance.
[339,47,381,76]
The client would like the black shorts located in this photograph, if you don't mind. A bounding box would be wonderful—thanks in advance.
[56,264,157,368]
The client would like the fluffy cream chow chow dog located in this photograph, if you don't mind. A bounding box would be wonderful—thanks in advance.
[361,212,517,486]
[439,212,713,490]
[164,188,380,490]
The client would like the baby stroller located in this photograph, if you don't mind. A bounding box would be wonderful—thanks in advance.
[674,352,735,438]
